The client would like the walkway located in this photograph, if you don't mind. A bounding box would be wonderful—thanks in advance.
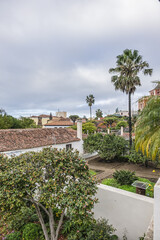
[88,157,160,182]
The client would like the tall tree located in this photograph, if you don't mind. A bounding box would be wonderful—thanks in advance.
[86,94,95,120]
[0,148,97,240]
[69,115,79,125]
[109,49,152,149]
[95,109,103,118]
[135,96,160,162]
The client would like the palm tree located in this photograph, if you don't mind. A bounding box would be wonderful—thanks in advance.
[135,96,160,162]
[86,94,95,120]
[109,49,152,149]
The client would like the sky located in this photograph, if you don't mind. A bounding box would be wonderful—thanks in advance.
[0,0,160,118]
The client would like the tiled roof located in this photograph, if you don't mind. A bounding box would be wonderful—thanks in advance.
[30,115,50,118]
[0,128,79,152]
[45,118,73,126]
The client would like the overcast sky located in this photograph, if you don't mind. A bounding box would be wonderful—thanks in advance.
[0,0,160,118]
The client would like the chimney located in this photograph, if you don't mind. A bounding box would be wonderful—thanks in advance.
[77,120,82,140]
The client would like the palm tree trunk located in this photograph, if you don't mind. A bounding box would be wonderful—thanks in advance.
[90,106,92,120]
[128,91,132,150]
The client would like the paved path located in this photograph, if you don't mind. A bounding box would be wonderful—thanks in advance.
[88,157,160,182]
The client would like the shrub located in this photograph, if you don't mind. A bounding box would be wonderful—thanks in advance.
[86,218,118,240]
[128,149,146,164]
[98,134,127,161]
[5,232,21,240]
[8,206,38,231]
[22,223,40,240]
[113,170,138,185]
[84,133,128,161]
[65,218,118,240]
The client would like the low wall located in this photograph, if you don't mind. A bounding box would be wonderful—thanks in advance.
[94,184,153,240]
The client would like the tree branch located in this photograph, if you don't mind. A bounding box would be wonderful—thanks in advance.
[34,203,50,240]
[55,210,65,240]
[49,207,56,240]
[23,197,49,216]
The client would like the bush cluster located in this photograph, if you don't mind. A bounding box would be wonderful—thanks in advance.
[113,170,138,185]
[63,218,118,240]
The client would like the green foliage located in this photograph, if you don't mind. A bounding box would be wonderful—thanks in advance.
[128,149,148,164]
[98,135,127,161]
[113,170,138,185]
[116,121,128,129]
[0,113,37,129]
[84,133,103,153]
[8,206,38,231]
[69,125,77,130]
[85,218,118,240]
[102,177,155,198]
[103,117,118,127]
[0,148,98,240]
[135,96,160,161]
[84,133,127,161]
[82,122,97,134]
[64,218,118,240]
[69,115,79,124]
[5,232,21,240]
[86,94,95,119]
[96,109,103,118]
[109,49,152,149]
[22,223,40,240]
[89,170,97,176]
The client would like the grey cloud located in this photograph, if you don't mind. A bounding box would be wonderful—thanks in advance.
[0,0,159,118]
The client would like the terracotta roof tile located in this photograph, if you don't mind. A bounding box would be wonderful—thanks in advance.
[45,118,73,126]
[0,128,79,152]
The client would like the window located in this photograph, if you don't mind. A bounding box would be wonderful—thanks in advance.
[66,144,72,151]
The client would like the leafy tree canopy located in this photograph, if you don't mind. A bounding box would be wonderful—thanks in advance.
[95,109,103,118]
[135,96,160,161]
[0,148,98,240]
[82,122,97,134]
[69,115,79,124]
[103,117,119,127]
[84,133,128,161]
[0,112,37,129]
[116,121,128,129]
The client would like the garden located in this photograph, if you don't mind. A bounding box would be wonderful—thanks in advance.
[0,148,118,240]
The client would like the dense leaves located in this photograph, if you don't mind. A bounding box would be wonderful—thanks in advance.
[69,115,79,124]
[95,109,103,118]
[113,170,138,185]
[135,96,160,161]
[0,114,38,129]
[84,133,128,161]
[0,148,98,240]
[82,122,97,134]
[65,218,118,240]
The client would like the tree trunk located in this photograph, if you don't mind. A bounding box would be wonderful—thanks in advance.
[128,91,132,151]
[49,208,56,240]
[55,211,65,240]
[35,204,50,240]
[90,106,92,120]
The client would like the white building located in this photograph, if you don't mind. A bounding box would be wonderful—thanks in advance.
[0,121,83,157]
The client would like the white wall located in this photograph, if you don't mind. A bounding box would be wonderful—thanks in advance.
[2,140,83,157]
[154,178,160,240]
[43,125,70,128]
[94,184,153,240]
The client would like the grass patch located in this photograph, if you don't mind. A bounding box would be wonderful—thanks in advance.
[102,177,155,198]
[89,170,97,176]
